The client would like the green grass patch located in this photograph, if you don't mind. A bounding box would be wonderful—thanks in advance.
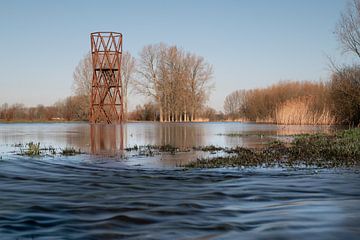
[185,128,360,168]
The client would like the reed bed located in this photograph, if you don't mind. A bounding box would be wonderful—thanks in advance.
[275,97,335,125]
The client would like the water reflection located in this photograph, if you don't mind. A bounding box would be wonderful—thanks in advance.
[158,123,204,148]
[90,124,124,156]
[84,122,338,166]
[0,122,339,159]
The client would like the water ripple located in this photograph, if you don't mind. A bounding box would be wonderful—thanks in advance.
[0,157,359,239]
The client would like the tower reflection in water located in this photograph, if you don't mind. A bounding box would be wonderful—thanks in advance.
[90,124,125,156]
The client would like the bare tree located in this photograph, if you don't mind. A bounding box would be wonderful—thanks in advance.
[336,0,360,58]
[224,89,247,119]
[184,53,213,121]
[330,65,360,125]
[73,53,93,97]
[121,52,136,119]
[135,43,167,121]
[161,46,185,121]
[72,53,92,119]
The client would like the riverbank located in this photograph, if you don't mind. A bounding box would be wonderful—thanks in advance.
[0,118,343,125]
[185,128,360,168]
[0,119,85,123]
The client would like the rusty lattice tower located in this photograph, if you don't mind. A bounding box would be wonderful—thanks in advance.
[90,32,123,123]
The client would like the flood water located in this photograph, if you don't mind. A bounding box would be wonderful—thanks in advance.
[0,122,338,167]
[0,122,359,239]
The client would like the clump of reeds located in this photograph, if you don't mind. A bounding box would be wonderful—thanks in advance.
[275,96,335,125]
[22,142,41,156]
[16,142,41,156]
[61,147,81,156]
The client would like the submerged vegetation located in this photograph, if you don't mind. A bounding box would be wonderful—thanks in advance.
[61,147,81,156]
[7,128,360,169]
[185,128,360,168]
[18,142,82,157]
[21,142,41,156]
[125,144,191,156]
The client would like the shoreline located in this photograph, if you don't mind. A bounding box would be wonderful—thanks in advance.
[2,127,360,169]
[0,119,344,126]
[184,128,360,169]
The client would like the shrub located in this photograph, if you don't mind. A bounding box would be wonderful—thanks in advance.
[330,65,360,126]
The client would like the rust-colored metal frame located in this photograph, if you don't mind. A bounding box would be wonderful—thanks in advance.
[90,32,123,123]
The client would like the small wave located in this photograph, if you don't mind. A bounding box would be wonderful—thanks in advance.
[0,156,359,239]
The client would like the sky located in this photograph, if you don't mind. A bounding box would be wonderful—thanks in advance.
[0,0,355,111]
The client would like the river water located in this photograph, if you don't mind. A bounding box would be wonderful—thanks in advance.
[0,122,359,239]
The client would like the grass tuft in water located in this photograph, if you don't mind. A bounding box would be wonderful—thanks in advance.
[22,142,41,156]
[61,147,81,156]
[193,145,223,152]
[125,144,190,156]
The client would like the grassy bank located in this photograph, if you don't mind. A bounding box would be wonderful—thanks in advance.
[185,128,360,168]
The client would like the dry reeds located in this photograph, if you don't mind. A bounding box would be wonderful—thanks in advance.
[275,96,335,125]
[224,80,336,125]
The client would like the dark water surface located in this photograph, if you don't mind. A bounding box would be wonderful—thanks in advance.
[0,123,359,239]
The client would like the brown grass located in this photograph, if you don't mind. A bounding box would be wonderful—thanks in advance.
[275,97,335,125]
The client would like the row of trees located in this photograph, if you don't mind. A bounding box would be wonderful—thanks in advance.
[128,102,223,122]
[134,44,213,122]
[0,95,87,121]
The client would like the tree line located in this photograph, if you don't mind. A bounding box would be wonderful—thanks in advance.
[0,43,214,122]
[0,95,88,122]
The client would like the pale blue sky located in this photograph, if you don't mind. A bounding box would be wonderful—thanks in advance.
[0,0,354,110]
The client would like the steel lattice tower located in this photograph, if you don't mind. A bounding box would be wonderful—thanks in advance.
[90,32,123,123]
